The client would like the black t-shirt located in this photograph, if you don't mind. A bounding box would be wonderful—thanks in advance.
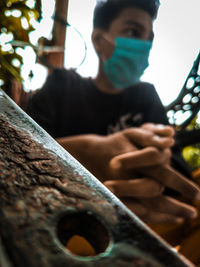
[26,68,191,177]
[26,68,169,137]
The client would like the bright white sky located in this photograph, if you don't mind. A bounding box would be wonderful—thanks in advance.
[23,0,200,106]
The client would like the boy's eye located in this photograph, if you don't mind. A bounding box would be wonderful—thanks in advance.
[124,29,141,38]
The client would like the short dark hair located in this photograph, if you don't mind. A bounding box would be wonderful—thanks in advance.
[93,0,160,30]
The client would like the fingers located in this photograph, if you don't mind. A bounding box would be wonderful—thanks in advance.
[124,127,175,149]
[140,165,200,201]
[141,123,175,137]
[141,196,197,219]
[121,198,184,224]
[151,135,175,149]
[121,195,198,224]
[109,147,171,171]
[104,178,164,198]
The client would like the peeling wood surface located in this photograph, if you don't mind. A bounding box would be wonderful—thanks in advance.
[0,90,194,267]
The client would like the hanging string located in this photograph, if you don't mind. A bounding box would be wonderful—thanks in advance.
[7,16,88,71]
[53,14,88,70]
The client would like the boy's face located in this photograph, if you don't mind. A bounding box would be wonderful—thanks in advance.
[108,7,153,41]
[93,7,154,60]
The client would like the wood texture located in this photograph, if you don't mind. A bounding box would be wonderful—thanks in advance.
[0,90,194,266]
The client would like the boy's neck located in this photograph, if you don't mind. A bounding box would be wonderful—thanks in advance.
[92,63,123,95]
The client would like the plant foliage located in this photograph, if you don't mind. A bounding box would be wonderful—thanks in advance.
[0,0,42,93]
[182,115,200,171]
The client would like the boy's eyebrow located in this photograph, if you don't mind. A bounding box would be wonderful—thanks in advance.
[125,20,145,29]
[124,20,154,41]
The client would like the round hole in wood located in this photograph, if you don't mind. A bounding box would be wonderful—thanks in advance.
[56,212,111,257]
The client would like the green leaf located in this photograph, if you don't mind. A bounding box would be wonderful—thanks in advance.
[0,0,42,90]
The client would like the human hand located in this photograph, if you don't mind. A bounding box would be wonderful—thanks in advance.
[56,123,174,180]
[93,124,174,179]
[56,123,200,223]
[103,123,200,223]
[104,163,200,223]
[107,123,174,175]
[124,123,175,149]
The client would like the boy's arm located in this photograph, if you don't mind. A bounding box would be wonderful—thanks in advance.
[56,124,200,224]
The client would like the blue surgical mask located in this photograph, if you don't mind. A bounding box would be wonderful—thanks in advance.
[103,37,152,89]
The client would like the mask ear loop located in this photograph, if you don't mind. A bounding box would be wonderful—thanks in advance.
[67,23,88,70]
[102,35,115,46]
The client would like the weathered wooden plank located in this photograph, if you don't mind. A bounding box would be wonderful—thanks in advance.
[0,89,194,266]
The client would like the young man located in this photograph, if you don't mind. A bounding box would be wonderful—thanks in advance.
[26,0,200,224]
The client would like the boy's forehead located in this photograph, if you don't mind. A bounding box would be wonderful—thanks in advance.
[109,7,153,33]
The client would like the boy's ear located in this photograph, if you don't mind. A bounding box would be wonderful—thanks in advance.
[91,28,105,56]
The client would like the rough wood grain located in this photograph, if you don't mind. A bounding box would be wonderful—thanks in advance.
[0,90,194,267]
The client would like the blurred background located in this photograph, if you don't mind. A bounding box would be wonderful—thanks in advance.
[0,0,199,170]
